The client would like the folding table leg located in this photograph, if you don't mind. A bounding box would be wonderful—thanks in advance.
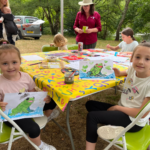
[66,101,75,150]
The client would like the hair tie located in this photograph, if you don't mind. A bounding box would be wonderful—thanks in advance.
[3,42,7,44]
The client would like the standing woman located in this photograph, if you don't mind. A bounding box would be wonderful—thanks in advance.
[73,0,102,49]
[0,0,31,44]
[0,0,9,39]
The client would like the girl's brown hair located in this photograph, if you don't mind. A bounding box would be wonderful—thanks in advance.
[0,0,9,9]
[0,39,10,45]
[0,44,21,61]
[53,33,68,47]
[130,42,150,62]
[80,4,95,15]
[122,27,136,41]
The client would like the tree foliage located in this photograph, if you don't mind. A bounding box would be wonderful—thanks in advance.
[9,0,150,39]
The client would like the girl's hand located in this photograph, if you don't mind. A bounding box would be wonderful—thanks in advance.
[86,29,92,34]
[44,95,51,103]
[106,44,110,49]
[107,105,119,111]
[113,68,121,77]
[50,43,54,47]
[78,29,83,34]
[0,102,8,111]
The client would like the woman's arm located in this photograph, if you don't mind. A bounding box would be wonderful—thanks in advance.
[16,24,31,28]
[108,97,150,118]
[86,12,102,34]
[74,27,83,34]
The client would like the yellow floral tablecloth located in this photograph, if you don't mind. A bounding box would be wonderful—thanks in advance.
[21,50,128,111]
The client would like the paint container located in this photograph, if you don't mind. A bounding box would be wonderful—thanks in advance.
[64,71,74,84]
[114,52,118,56]
[78,42,83,52]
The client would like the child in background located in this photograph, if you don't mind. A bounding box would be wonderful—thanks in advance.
[0,44,59,150]
[0,6,19,45]
[50,33,68,50]
[106,27,138,52]
[85,42,150,150]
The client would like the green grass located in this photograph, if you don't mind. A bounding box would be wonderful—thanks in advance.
[16,35,120,54]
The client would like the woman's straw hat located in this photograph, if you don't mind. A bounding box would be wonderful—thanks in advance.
[78,0,94,6]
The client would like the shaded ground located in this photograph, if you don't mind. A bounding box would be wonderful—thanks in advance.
[0,89,121,150]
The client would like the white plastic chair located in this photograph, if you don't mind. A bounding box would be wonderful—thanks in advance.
[97,101,150,150]
[0,109,47,150]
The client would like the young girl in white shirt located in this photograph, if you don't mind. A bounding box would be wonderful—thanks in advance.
[50,33,68,50]
[106,27,138,52]
[86,42,150,150]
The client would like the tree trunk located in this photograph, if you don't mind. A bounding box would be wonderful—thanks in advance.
[115,0,131,41]
[42,7,60,35]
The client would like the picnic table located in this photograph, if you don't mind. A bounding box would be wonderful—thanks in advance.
[21,50,129,150]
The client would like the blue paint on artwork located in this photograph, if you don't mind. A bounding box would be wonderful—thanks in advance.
[79,71,115,80]
[1,107,43,121]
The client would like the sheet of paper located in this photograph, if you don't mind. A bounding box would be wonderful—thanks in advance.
[86,57,104,61]
[32,19,45,25]
[79,59,116,80]
[48,62,60,68]
[107,55,129,62]
[22,55,44,61]
[0,92,47,122]
[65,61,80,70]
[94,53,111,57]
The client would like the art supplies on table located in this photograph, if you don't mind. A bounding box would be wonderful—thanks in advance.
[29,61,42,66]
[65,61,80,70]
[78,42,83,51]
[39,61,64,69]
[64,71,75,84]
[61,68,79,76]
[60,55,84,62]
[45,56,58,62]
[45,52,70,57]
[87,49,107,52]
[0,92,47,122]
[22,55,44,61]
[79,59,116,80]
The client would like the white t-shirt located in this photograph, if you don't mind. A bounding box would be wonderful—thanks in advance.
[118,41,139,52]
[118,66,150,126]
[58,45,68,50]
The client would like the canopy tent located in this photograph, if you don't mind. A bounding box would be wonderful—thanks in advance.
[60,0,64,35]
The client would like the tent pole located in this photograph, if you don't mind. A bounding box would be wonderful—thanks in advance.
[61,0,64,35]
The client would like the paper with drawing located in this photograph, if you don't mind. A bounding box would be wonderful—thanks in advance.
[79,59,116,80]
[0,92,47,122]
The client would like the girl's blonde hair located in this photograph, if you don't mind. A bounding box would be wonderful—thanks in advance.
[130,42,150,62]
[0,0,9,9]
[53,33,68,47]
[0,44,21,61]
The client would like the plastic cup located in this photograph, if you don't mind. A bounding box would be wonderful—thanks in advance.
[64,72,74,84]
[83,26,88,33]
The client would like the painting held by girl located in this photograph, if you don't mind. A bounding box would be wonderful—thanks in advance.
[106,27,139,52]
[0,44,58,150]
[85,42,150,150]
